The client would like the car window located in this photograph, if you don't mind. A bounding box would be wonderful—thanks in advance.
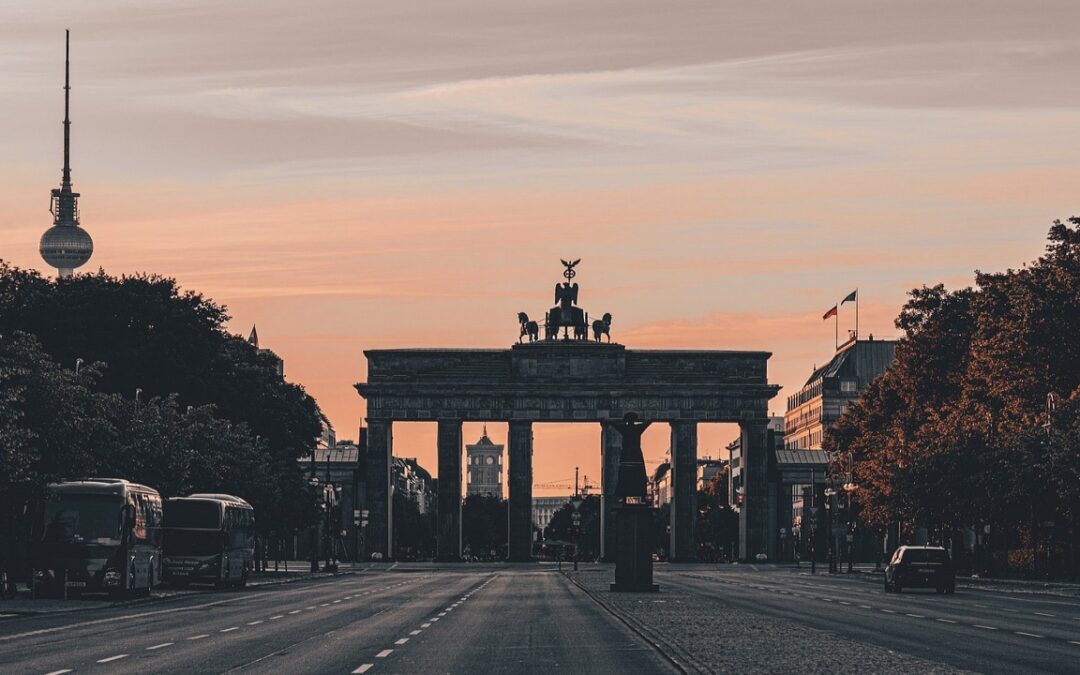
[901,549,949,563]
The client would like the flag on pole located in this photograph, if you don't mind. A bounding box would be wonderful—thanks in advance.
[841,290,857,305]
[822,305,838,320]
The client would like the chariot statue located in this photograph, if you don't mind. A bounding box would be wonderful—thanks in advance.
[517,259,614,343]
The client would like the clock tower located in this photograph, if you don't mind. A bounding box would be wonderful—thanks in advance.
[465,426,504,498]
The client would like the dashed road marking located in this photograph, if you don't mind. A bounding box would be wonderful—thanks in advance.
[395,637,409,645]
[97,654,128,663]
[270,615,284,620]
[306,606,316,610]
[906,614,924,618]
[1069,641,1080,646]
[188,634,209,640]
[289,610,301,614]
[410,630,422,635]
[376,649,393,658]
[247,620,263,625]
[45,670,73,674]
[880,609,896,614]
[147,642,174,650]
[1034,612,1055,617]
[221,626,239,632]
[352,665,373,674]
[936,618,957,624]
[421,623,431,628]
[1015,632,1045,639]
[973,625,997,630]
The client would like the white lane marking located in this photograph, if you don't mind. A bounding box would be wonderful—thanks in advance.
[97,654,128,663]
[0,614,16,618]
[147,642,174,650]
[859,605,872,609]
[320,603,330,607]
[270,615,284,620]
[936,618,957,624]
[421,623,431,628]
[430,617,440,622]
[438,611,447,616]
[45,670,73,674]
[1069,641,1080,646]
[247,620,264,626]
[838,601,851,606]
[345,596,353,600]
[289,610,301,614]
[906,614,924,618]
[395,637,409,645]
[353,665,374,674]
[1034,612,1055,617]
[973,625,997,630]
[188,634,209,640]
[880,609,896,614]
[333,600,342,604]
[305,606,316,610]
[1015,631,1045,638]
[221,626,239,632]
[376,649,393,658]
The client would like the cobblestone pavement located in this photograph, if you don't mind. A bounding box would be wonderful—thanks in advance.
[571,568,973,674]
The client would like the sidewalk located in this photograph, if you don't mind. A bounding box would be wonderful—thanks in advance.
[0,562,369,616]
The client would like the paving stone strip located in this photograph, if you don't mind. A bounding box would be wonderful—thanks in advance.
[569,570,972,675]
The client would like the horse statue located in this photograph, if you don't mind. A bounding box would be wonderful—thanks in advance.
[518,312,539,343]
[592,313,612,343]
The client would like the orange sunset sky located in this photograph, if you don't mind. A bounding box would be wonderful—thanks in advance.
[4,1,1080,495]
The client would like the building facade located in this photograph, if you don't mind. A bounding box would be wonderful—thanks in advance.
[784,338,896,450]
[465,427,504,497]
[533,496,571,532]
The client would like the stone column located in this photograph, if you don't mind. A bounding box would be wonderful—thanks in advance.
[507,420,534,562]
[739,419,770,561]
[600,424,623,562]
[364,419,392,560]
[669,420,698,562]
[436,419,463,562]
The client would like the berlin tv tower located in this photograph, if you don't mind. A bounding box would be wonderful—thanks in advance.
[39,30,94,278]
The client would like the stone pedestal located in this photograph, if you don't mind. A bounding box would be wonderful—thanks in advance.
[610,504,659,593]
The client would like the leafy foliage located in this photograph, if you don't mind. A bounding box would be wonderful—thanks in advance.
[0,263,323,541]
[826,219,1080,571]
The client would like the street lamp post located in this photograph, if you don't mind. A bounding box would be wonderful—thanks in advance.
[308,475,320,573]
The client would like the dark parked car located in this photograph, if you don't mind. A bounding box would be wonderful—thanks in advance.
[884,545,955,594]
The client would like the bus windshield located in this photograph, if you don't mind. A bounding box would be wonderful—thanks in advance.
[165,500,221,529]
[43,493,123,545]
[163,529,221,556]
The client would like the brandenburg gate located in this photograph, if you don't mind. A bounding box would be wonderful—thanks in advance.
[355,261,780,563]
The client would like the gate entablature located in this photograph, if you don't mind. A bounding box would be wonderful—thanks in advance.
[357,344,778,422]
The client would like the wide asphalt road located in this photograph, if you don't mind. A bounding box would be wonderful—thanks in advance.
[658,565,1080,674]
[0,565,674,675]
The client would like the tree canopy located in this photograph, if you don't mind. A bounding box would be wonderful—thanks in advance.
[826,219,1080,571]
[0,263,323,537]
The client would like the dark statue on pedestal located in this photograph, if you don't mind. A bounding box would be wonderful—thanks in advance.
[601,413,650,501]
[603,412,660,593]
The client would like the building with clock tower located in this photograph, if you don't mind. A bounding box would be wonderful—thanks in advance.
[466,426,504,497]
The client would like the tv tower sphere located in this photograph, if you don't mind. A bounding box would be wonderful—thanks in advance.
[40,30,93,277]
